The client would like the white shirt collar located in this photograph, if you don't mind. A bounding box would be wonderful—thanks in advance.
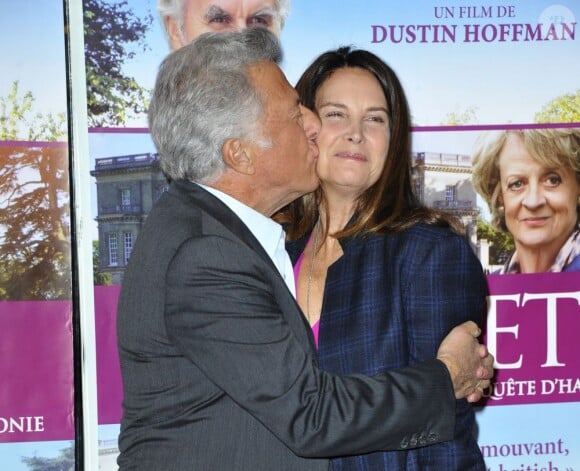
[198,183,296,296]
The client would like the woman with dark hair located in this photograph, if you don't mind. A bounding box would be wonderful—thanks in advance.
[282,47,487,470]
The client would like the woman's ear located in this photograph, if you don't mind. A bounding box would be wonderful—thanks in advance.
[222,138,255,175]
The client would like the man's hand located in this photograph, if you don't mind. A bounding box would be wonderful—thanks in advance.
[436,321,494,402]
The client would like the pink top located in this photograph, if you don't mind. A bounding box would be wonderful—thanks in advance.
[293,250,319,348]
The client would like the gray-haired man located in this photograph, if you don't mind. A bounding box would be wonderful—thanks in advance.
[158,0,290,49]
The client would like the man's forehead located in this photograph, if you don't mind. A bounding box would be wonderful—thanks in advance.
[247,62,297,99]
[191,0,278,15]
[247,61,285,82]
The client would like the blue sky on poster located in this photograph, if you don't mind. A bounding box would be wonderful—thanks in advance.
[112,0,580,127]
[1,0,578,229]
[84,0,580,233]
[281,0,579,126]
[0,2,67,119]
[0,440,72,471]
[1,0,578,129]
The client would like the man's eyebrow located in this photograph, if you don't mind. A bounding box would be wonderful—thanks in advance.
[250,7,276,17]
[203,5,276,21]
[204,5,228,20]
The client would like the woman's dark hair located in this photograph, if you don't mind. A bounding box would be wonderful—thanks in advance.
[281,46,461,240]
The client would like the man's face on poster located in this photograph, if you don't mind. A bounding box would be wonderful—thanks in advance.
[165,0,281,50]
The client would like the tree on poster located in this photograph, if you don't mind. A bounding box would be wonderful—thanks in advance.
[21,443,74,471]
[84,0,153,126]
[0,82,70,300]
[535,89,580,123]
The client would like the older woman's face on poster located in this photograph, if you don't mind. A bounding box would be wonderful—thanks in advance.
[498,133,580,255]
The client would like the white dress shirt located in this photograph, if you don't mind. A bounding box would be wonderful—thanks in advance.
[199,184,296,297]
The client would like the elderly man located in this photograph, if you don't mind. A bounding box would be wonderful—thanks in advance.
[158,0,289,49]
[117,29,492,470]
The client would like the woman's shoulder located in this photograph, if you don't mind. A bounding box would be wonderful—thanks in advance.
[351,223,471,259]
[404,222,460,237]
[375,222,465,245]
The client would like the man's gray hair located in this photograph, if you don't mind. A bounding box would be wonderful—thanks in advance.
[148,28,282,182]
[157,0,291,35]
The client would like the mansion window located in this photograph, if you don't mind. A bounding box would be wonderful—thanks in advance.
[124,232,133,265]
[445,185,457,203]
[108,232,118,266]
[121,188,131,209]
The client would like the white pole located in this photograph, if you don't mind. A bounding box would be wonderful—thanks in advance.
[65,0,100,469]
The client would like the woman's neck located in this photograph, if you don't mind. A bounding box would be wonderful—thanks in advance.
[319,188,358,235]
[514,244,561,273]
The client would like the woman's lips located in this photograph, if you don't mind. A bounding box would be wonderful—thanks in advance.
[521,216,550,227]
[335,151,367,161]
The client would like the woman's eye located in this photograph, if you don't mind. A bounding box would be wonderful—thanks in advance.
[545,174,562,186]
[507,180,523,190]
[367,115,386,123]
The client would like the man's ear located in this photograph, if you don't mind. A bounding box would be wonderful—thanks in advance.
[222,138,255,175]
[165,17,184,50]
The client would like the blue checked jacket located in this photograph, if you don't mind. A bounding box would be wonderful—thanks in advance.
[287,222,488,471]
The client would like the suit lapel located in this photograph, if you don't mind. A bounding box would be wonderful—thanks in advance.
[171,180,273,267]
[169,180,317,353]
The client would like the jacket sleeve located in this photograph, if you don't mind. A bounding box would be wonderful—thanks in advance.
[402,231,488,468]
[164,233,456,458]
[403,232,487,363]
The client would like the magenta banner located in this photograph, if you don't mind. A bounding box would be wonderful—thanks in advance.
[482,272,580,406]
[94,273,580,413]
[95,285,123,424]
[0,301,74,443]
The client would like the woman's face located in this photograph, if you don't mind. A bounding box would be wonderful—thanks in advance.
[314,67,390,197]
[499,133,580,255]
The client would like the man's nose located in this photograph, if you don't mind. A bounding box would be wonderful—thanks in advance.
[232,19,248,31]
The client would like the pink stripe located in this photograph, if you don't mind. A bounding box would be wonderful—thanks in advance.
[89,127,150,134]
[0,140,67,147]
[0,301,74,442]
[412,122,580,132]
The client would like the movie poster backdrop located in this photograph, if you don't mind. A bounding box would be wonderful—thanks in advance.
[2,1,578,470]
[88,1,579,470]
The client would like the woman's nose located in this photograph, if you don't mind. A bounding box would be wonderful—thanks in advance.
[522,183,546,209]
[347,122,363,144]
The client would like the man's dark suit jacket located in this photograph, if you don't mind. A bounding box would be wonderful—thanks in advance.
[117,180,457,471]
